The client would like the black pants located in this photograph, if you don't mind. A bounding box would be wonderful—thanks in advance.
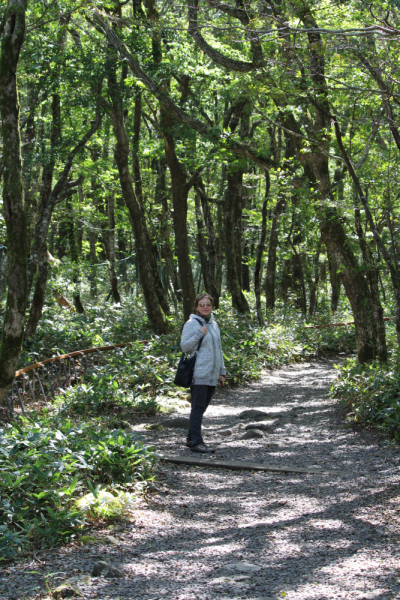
[187,385,215,447]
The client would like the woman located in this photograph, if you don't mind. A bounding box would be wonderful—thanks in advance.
[180,293,226,453]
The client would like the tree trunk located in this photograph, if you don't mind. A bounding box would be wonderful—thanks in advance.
[108,192,121,304]
[161,123,196,321]
[308,237,322,317]
[224,170,250,313]
[195,192,209,294]
[288,208,307,315]
[106,52,168,333]
[157,164,182,302]
[320,207,377,363]
[26,92,60,295]
[133,92,170,315]
[354,203,387,362]
[0,0,29,409]
[194,181,220,307]
[25,245,48,339]
[216,200,224,295]
[66,198,84,314]
[265,196,286,310]
[77,184,84,255]
[89,229,98,299]
[254,172,270,325]
[281,259,291,304]
[328,251,341,313]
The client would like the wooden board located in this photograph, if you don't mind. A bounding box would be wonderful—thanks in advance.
[155,453,347,477]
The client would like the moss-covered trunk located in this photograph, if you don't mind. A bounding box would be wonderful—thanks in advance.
[0,0,28,409]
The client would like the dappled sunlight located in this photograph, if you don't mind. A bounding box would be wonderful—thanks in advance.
[3,361,400,600]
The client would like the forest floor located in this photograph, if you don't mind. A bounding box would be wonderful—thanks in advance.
[2,360,400,600]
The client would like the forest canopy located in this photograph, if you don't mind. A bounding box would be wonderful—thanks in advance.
[1,0,400,405]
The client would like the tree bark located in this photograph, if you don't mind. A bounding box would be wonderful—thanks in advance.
[89,228,98,299]
[354,202,387,362]
[133,92,169,315]
[328,251,341,313]
[25,245,48,339]
[66,198,84,314]
[194,179,220,307]
[0,0,28,409]
[287,207,307,315]
[254,172,270,325]
[320,206,377,362]
[160,116,196,321]
[224,170,249,313]
[308,237,322,317]
[265,196,286,310]
[108,192,121,304]
[155,159,182,302]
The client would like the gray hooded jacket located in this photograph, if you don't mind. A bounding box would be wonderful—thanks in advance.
[180,313,226,386]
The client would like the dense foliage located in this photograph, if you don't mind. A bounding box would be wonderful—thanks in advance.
[333,354,400,439]
[0,416,155,560]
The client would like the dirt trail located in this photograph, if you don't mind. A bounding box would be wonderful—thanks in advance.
[2,360,400,600]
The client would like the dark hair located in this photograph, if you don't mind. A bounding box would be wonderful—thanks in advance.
[194,293,213,310]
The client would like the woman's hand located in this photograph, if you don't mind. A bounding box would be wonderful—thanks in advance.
[218,375,225,387]
[200,325,207,335]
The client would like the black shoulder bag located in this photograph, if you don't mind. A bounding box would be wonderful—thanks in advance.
[174,318,204,388]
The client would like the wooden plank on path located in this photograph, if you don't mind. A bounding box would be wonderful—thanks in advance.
[155,453,347,477]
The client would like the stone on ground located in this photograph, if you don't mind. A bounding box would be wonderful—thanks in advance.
[239,409,271,420]
[92,560,124,578]
[241,429,264,439]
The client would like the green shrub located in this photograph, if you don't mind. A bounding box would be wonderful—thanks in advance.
[332,355,400,440]
[0,416,155,560]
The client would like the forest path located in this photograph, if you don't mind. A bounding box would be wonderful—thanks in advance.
[3,360,400,600]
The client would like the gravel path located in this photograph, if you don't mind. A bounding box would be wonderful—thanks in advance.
[2,360,400,600]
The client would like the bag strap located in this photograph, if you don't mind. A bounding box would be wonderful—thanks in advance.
[193,317,205,353]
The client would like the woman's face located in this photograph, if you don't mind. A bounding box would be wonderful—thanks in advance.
[196,297,213,317]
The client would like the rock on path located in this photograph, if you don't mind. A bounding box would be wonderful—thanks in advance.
[2,360,400,600]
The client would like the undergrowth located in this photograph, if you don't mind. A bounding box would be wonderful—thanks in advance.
[0,415,155,561]
[332,352,400,440]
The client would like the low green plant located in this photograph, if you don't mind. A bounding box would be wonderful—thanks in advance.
[332,354,400,439]
[0,416,155,560]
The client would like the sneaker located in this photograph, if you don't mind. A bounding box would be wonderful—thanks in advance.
[190,443,215,454]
